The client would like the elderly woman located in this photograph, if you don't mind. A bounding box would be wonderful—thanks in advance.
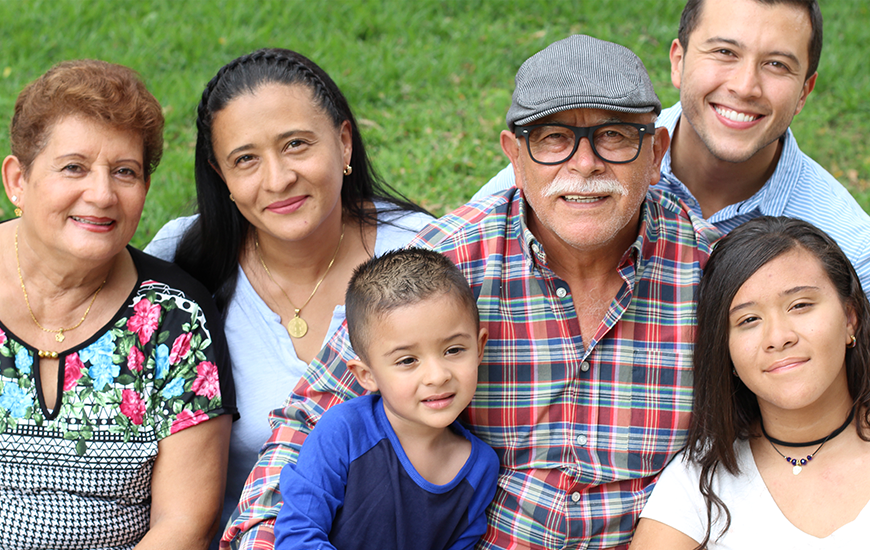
[0,60,235,549]
[145,48,432,544]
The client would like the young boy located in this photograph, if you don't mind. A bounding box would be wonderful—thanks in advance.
[274,248,499,550]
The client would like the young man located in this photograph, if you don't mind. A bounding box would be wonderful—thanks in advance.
[274,248,497,550]
[224,35,718,550]
[477,0,870,288]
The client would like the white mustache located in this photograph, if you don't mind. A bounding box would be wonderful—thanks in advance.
[543,175,628,198]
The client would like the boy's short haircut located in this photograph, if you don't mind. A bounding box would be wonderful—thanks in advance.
[345,248,479,362]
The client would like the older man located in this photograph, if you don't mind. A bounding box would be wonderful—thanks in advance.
[223,35,718,550]
[478,0,870,289]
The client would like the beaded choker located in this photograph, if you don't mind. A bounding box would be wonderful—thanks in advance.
[761,408,855,475]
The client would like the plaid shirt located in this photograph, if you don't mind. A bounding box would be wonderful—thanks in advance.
[222,188,719,550]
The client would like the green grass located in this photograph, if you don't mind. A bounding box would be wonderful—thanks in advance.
[1,0,868,248]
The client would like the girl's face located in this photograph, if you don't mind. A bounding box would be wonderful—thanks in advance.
[209,83,352,244]
[727,247,856,416]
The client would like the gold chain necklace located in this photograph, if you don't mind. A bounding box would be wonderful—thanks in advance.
[14,226,107,346]
[255,223,344,339]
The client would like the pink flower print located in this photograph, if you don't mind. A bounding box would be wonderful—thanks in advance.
[63,353,86,391]
[191,361,221,400]
[127,345,144,372]
[0,327,6,345]
[169,332,193,365]
[127,298,161,346]
[170,409,209,434]
[120,389,146,425]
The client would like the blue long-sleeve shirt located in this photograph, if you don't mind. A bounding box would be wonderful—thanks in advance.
[274,395,499,550]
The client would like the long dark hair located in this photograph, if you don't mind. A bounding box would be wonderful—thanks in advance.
[175,48,428,312]
[687,216,870,548]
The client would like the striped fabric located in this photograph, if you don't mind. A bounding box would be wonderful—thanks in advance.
[222,188,719,550]
[657,102,870,288]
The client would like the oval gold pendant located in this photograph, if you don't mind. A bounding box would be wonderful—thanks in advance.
[287,316,308,338]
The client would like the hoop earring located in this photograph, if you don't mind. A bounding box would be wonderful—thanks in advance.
[229,193,235,203]
[848,335,857,349]
[343,164,352,176]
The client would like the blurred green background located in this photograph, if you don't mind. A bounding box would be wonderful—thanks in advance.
[1,0,868,247]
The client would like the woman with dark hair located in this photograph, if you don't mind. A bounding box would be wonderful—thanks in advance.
[630,216,870,549]
[0,59,235,548]
[145,48,432,541]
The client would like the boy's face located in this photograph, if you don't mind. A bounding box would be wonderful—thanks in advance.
[348,294,487,438]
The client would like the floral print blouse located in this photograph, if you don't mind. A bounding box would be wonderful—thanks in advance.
[0,248,235,549]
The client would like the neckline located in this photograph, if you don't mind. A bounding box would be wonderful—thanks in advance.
[374,395,475,491]
[744,438,870,540]
[0,246,144,419]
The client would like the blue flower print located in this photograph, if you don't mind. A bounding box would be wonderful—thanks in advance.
[155,344,170,380]
[15,349,33,375]
[162,377,185,399]
[79,332,115,368]
[0,381,34,418]
[89,362,120,392]
[81,333,119,391]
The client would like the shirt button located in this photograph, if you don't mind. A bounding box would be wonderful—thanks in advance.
[531,243,540,254]
[576,434,587,446]
[580,361,590,372]
[571,492,581,503]
[556,287,567,298]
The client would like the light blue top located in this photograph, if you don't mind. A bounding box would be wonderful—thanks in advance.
[473,102,870,288]
[145,205,433,545]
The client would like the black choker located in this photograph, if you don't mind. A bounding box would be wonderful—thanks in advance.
[761,408,855,475]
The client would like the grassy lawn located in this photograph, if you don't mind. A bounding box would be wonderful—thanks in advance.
[1,0,868,248]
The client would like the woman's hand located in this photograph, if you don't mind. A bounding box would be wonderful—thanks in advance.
[137,414,232,550]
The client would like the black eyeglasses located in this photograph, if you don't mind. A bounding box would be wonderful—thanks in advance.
[514,122,656,165]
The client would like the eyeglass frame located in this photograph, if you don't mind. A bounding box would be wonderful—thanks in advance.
[514,121,656,165]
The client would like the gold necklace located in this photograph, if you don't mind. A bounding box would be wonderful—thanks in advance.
[255,223,344,338]
[14,226,107,345]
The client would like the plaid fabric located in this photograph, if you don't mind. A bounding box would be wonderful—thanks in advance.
[222,188,719,550]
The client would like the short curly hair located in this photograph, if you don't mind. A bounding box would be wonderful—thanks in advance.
[10,59,164,178]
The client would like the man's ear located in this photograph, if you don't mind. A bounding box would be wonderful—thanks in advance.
[651,126,671,175]
[500,130,524,191]
[669,38,685,90]
[793,72,817,117]
[347,359,379,393]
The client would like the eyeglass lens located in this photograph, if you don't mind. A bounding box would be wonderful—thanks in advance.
[526,124,643,164]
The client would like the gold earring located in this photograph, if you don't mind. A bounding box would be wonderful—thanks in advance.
[848,334,857,349]
[14,207,22,217]
[229,193,235,203]
[343,164,352,176]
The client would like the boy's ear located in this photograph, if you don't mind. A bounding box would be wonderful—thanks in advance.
[347,359,379,393]
[476,327,489,362]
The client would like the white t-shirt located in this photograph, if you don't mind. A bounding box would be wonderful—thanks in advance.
[640,439,870,549]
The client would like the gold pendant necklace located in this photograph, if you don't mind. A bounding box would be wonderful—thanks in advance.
[14,226,106,346]
[255,223,344,339]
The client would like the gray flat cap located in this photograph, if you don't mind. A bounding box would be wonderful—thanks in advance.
[506,34,661,130]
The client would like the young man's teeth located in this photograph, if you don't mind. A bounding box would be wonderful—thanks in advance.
[715,106,758,122]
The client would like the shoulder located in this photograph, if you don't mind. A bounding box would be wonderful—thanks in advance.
[143,214,199,262]
[129,246,223,324]
[373,202,435,253]
[409,189,518,253]
[643,189,722,259]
